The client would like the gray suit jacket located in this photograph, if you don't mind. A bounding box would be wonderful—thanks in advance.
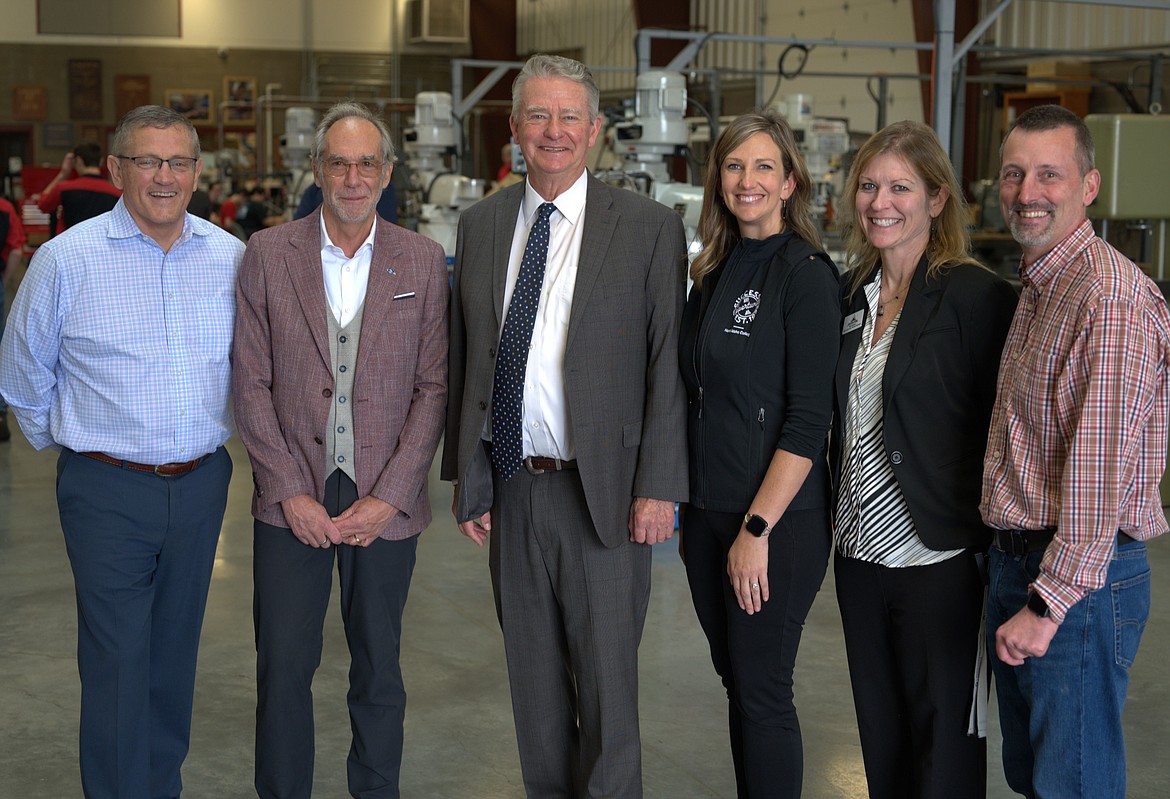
[233,210,449,539]
[441,175,688,547]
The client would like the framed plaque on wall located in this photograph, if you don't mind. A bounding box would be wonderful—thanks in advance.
[13,86,48,120]
[115,75,152,119]
[69,59,103,120]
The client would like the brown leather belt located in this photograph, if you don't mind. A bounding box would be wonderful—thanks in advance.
[79,450,211,477]
[523,456,577,475]
[993,528,1137,556]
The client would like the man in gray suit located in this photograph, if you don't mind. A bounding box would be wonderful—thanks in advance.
[234,101,448,798]
[442,54,688,798]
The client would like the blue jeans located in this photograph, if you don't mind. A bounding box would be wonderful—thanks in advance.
[986,540,1150,799]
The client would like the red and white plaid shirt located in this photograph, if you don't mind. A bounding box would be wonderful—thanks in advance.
[982,219,1170,620]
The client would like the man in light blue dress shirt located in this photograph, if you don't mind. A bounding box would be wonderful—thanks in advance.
[0,106,245,799]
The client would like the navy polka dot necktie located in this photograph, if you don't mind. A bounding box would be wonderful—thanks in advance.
[491,202,556,479]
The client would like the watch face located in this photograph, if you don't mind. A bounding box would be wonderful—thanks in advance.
[745,514,769,537]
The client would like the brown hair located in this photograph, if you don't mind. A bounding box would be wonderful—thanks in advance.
[691,109,822,286]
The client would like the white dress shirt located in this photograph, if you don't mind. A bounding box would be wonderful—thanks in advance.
[495,173,589,460]
[320,213,376,327]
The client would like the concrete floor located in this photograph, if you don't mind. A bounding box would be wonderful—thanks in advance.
[1,431,1169,798]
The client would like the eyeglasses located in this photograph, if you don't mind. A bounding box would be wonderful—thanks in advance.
[116,155,198,173]
[320,158,385,178]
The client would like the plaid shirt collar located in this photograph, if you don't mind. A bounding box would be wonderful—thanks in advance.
[1018,218,1095,290]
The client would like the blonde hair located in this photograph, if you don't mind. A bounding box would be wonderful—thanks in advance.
[842,120,980,297]
[691,109,823,286]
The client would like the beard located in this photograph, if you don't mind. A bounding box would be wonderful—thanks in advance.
[324,191,378,225]
[1007,205,1057,250]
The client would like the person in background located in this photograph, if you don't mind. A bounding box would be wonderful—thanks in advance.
[36,142,122,233]
[831,120,1017,799]
[678,108,840,799]
[0,105,244,799]
[0,194,27,442]
[207,182,225,226]
[982,103,1170,799]
[237,185,284,239]
[443,53,688,798]
[233,101,448,799]
[219,187,243,233]
[186,185,212,220]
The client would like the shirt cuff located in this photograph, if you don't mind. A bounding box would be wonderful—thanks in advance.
[1032,574,1087,624]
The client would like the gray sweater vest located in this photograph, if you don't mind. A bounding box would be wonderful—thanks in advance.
[325,302,366,484]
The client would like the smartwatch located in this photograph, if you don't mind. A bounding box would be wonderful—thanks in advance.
[1026,590,1051,619]
[743,513,771,538]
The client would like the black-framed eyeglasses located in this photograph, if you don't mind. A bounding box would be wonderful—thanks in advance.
[116,155,198,173]
[320,158,385,178]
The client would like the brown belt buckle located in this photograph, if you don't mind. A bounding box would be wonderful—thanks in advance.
[523,457,546,476]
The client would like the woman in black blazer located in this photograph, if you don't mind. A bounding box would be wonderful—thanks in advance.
[830,121,1017,799]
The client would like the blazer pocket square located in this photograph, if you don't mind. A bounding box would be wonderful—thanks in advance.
[392,292,416,300]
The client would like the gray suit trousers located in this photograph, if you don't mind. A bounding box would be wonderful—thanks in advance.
[490,466,651,799]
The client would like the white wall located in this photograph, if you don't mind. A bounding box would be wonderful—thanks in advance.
[984,0,1170,51]
[1,0,396,52]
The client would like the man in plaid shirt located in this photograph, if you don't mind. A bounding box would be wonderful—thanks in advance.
[981,104,1170,798]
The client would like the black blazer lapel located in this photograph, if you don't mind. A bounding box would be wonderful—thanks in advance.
[882,255,942,412]
[836,284,868,412]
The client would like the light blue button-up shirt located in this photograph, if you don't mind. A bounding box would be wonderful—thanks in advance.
[0,198,245,463]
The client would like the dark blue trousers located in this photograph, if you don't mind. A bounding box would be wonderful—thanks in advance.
[56,446,232,799]
[253,470,418,799]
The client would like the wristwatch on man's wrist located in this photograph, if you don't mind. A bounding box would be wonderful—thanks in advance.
[743,513,771,538]
[1026,589,1051,619]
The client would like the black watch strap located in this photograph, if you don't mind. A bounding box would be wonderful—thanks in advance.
[1027,590,1051,619]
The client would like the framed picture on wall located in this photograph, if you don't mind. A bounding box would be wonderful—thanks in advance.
[223,76,256,124]
[165,89,214,124]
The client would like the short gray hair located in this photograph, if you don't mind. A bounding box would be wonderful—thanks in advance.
[511,54,600,121]
[111,105,201,159]
[312,101,395,164]
[1001,104,1095,176]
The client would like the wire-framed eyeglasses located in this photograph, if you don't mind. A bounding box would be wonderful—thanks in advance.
[320,158,385,178]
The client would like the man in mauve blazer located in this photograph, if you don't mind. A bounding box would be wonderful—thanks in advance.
[233,102,448,799]
[441,55,687,798]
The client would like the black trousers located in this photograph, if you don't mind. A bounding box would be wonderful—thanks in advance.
[682,506,830,799]
[834,552,986,799]
[253,470,418,799]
